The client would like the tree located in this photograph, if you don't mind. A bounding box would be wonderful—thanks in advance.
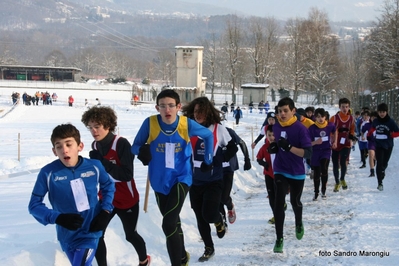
[223,15,244,102]
[43,50,68,67]
[365,0,399,91]
[302,8,339,105]
[247,17,280,84]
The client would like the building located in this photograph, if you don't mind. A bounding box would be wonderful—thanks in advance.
[0,65,82,82]
[241,83,269,105]
[170,46,205,103]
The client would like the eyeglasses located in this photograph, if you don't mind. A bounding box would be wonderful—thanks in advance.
[87,125,101,131]
[158,104,177,109]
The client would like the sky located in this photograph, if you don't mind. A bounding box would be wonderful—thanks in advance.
[0,84,398,266]
[183,0,385,21]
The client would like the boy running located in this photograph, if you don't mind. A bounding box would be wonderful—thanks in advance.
[268,97,312,253]
[28,124,115,266]
[131,89,214,266]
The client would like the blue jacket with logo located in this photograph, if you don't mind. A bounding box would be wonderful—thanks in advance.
[28,156,115,252]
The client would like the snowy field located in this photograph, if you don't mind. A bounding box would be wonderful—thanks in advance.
[0,87,398,266]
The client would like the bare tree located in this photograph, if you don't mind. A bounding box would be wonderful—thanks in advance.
[302,8,339,104]
[283,17,308,101]
[247,17,280,84]
[43,50,68,67]
[223,15,244,102]
[365,0,399,91]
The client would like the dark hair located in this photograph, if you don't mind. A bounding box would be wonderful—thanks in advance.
[81,106,117,132]
[156,89,180,105]
[338,98,351,106]
[361,110,370,116]
[181,96,222,127]
[355,111,360,115]
[377,103,388,112]
[266,124,273,133]
[51,124,81,146]
[277,97,295,110]
[305,106,315,113]
[370,111,378,118]
[314,108,326,117]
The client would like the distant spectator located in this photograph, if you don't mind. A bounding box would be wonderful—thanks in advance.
[233,106,243,125]
[68,95,74,107]
[249,101,254,113]
[264,101,270,113]
[96,98,101,106]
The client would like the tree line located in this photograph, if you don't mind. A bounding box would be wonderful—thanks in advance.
[1,1,399,110]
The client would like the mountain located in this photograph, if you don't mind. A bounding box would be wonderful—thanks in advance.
[181,0,384,22]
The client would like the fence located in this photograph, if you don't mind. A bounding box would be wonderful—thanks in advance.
[357,88,399,123]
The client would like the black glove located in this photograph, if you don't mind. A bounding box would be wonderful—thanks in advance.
[138,144,152,166]
[89,150,103,161]
[222,140,238,162]
[278,138,292,152]
[244,157,251,171]
[348,134,358,141]
[55,213,84,231]
[200,161,213,172]
[89,210,110,232]
[267,142,279,154]
[257,159,269,170]
[338,127,349,133]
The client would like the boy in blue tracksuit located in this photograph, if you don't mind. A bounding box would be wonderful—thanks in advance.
[28,124,115,266]
[131,89,213,266]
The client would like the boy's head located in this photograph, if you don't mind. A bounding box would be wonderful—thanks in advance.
[182,96,221,127]
[81,106,117,141]
[51,124,84,167]
[266,112,276,125]
[277,97,296,122]
[314,108,327,123]
[156,89,180,106]
[361,110,370,120]
[266,124,275,143]
[338,98,351,114]
[155,89,182,125]
[305,106,315,118]
[370,111,378,121]
[377,103,388,118]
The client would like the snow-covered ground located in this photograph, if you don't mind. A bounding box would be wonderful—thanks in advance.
[0,87,398,266]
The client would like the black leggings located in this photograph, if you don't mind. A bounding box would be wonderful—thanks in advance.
[264,175,275,213]
[313,158,330,195]
[331,147,350,184]
[190,179,224,249]
[375,147,393,185]
[219,172,234,220]
[273,174,304,239]
[155,183,190,266]
[95,202,147,266]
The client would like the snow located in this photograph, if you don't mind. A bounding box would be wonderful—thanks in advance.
[0,87,398,266]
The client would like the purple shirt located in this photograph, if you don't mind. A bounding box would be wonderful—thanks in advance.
[308,122,336,166]
[273,120,312,178]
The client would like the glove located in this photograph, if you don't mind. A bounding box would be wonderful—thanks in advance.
[278,138,292,152]
[348,134,358,141]
[267,142,279,154]
[222,140,238,162]
[257,159,269,170]
[89,149,103,161]
[244,157,251,171]
[55,213,84,231]
[89,210,110,232]
[138,144,152,166]
[200,161,213,172]
[338,128,349,133]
